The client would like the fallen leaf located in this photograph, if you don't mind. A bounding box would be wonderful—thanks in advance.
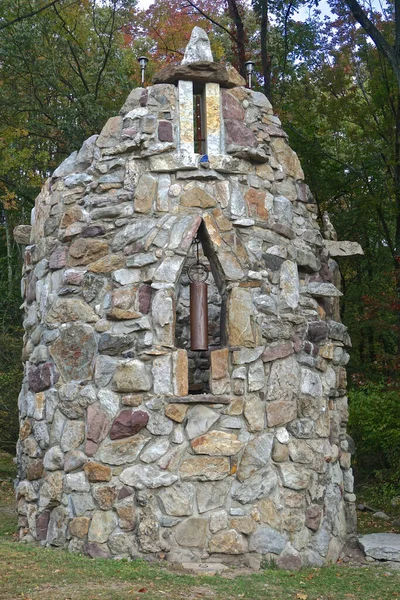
[296,594,308,600]
[138,588,148,593]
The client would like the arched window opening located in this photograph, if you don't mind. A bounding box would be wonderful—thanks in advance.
[176,221,227,394]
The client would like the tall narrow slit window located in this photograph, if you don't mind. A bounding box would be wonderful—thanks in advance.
[193,85,206,154]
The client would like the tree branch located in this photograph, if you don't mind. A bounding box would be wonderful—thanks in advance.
[183,0,238,42]
[0,0,61,31]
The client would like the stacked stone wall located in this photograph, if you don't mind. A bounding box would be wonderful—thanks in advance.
[15,73,356,567]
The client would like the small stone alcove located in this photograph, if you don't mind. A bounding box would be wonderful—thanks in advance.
[176,220,227,393]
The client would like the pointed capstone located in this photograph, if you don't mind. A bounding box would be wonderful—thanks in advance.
[182,27,213,64]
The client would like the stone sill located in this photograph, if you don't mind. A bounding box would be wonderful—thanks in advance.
[167,395,232,405]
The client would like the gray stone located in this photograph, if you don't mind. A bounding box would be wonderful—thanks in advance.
[158,482,195,516]
[140,438,170,463]
[97,434,149,465]
[323,240,363,257]
[58,382,96,419]
[95,356,119,388]
[267,356,299,403]
[278,464,311,490]
[111,219,154,251]
[43,446,64,471]
[60,420,85,452]
[186,405,219,440]
[210,510,229,533]
[248,361,265,393]
[175,517,208,547]
[306,282,343,298]
[300,368,323,398]
[197,479,231,513]
[113,360,152,393]
[237,433,274,481]
[50,324,96,382]
[182,27,213,64]
[64,450,87,473]
[280,260,299,309]
[69,493,95,516]
[359,533,400,562]
[64,472,90,493]
[119,464,178,489]
[254,294,278,316]
[232,467,277,504]
[147,412,174,436]
[249,526,286,555]
[108,531,135,556]
[47,506,68,547]
[88,510,118,543]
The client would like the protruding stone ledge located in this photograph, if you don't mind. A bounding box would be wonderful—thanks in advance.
[153,62,245,89]
[323,240,364,257]
[166,395,232,405]
[13,225,32,245]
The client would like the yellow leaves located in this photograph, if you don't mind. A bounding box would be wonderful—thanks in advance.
[296,594,308,600]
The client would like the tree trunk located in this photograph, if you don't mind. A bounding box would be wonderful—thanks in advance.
[226,0,246,76]
[4,210,13,289]
[259,1,271,99]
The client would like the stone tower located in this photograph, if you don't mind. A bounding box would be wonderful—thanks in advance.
[15,28,360,567]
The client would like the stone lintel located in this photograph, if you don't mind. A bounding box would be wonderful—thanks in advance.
[153,62,245,89]
[167,395,232,405]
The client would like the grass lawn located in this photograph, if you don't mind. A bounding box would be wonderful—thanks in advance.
[1,451,399,600]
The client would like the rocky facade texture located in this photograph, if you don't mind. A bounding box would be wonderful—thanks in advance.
[14,28,360,568]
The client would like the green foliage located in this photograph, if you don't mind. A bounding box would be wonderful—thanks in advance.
[0,331,23,454]
[348,383,400,497]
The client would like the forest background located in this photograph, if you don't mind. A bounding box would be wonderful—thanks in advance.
[0,0,398,504]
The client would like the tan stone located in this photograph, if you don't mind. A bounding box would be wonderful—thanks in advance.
[224,397,244,415]
[20,420,32,440]
[165,403,189,423]
[271,137,304,180]
[266,401,297,427]
[230,516,257,535]
[181,187,216,208]
[202,213,223,246]
[134,174,158,213]
[68,238,109,266]
[257,498,282,529]
[319,344,335,360]
[46,298,98,324]
[244,395,264,432]
[87,254,124,273]
[97,116,123,148]
[35,393,45,418]
[211,207,232,231]
[210,348,229,380]
[84,462,112,482]
[93,485,117,510]
[180,456,230,481]
[256,163,274,181]
[69,517,90,538]
[60,206,85,228]
[175,518,208,547]
[272,440,289,462]
[284,490,306,508]
[122,394,143,407]
[116,499,136,530]
[107,308,141,320]
[209,529,248,554]
[228,288,255,347]
[244,188,268,220]
[191,431,244,456]
[173,349,188,396]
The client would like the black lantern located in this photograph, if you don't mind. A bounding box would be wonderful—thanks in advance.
[138,56,149,86]
[245,60,255,89]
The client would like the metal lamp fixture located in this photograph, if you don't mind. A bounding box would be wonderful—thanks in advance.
[138,56,149,86]
[245,60,255,89]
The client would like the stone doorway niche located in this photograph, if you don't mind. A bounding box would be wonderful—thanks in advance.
[176,220,227,394]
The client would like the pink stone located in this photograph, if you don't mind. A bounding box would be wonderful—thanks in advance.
[28,363,56,393]
[36,510,50,541]
[85,440,99,457]
[158,121,173,142]
[138,285,152,314]
[110,409,149,440]
[222,91,245,121]
[49,246,68,270]
[87,404,110,444]
[225,120,257,148]
[305,505,322,532]
[262,342,293,363]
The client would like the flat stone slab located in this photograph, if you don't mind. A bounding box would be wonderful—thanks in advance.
[359,533,400,562]
[180,562,228,575]
[167,395,231,405]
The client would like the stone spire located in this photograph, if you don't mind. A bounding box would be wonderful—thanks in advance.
[182,26,213,64]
